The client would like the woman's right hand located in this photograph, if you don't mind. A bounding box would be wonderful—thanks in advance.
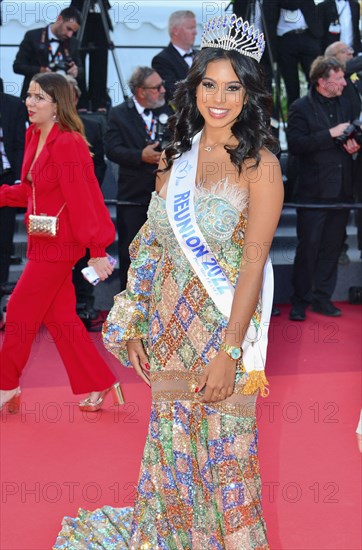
[126,339,151,386]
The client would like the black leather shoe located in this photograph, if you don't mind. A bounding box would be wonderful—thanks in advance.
[310,302,341,317]
[289,307,306,321]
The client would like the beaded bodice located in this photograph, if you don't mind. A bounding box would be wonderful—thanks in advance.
[148,180,249,286]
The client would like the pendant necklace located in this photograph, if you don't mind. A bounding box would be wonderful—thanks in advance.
[203,143,218,152]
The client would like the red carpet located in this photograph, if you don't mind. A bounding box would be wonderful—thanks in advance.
[1,303,361,549]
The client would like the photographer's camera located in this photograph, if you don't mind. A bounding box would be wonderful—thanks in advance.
[335,119,362,148]
[49,58,72,75]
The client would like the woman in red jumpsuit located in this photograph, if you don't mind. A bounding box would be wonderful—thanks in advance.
[0,73,122,413]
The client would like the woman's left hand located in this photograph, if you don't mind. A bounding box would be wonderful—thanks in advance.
[88,256,114,281]
[198,352,237,403]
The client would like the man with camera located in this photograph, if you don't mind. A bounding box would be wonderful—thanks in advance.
[104,67,171,290]
[287,56,361,321]
[13,7,83,100]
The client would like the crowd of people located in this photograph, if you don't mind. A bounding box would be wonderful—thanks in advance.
[0,2,361,547]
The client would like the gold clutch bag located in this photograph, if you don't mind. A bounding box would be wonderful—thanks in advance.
[28,184,66,238]
[28,214,59,237]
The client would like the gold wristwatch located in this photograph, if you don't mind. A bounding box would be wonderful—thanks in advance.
[220,342,243,361]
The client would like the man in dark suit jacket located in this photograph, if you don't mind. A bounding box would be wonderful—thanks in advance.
[105,67,171,290]
[13,6,83,100]
[0,81,27,289]
[319,0,361,54]
[152,10,197,105]
[287,56,361,321]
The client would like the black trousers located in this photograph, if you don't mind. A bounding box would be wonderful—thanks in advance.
[77,13,109,111]
[291,208,350,308]
[0,172,16,286]
[72,249,94,308]
[277,31,321,107]
[117,203,149,291]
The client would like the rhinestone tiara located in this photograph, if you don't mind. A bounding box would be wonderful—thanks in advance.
[200,14,265,63]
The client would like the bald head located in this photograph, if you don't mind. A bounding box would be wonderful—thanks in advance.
[325,42,354,65]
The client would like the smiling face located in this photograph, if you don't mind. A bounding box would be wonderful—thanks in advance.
[26,81,57,128]
[196,59,247,129]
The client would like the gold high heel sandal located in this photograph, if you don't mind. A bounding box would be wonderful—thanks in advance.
[78,382,124,412]
[0,387,21,414]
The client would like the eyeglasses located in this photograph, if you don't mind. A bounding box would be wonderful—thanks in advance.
[142,80,165,92]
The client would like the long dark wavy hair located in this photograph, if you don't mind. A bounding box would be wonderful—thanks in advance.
[163,48,277,173]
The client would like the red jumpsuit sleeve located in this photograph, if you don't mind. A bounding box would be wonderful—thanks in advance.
[0,182,28,208]
[52,132,115,257]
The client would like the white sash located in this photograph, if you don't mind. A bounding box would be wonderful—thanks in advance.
[166,131,274,373]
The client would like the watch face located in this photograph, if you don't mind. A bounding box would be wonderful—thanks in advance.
[230,348,241,360]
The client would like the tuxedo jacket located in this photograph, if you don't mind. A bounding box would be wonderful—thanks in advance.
[152,43,196,103]
[0,124,114,262]
[287,88,359,202]
[318,0,361,53]
[13,27,83,99]
[104,99,171,204]
[0,93,27,180]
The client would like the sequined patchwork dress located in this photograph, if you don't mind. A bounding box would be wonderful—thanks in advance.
[54,182,269,550]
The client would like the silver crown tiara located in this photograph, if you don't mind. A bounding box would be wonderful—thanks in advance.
[200,14,265,63]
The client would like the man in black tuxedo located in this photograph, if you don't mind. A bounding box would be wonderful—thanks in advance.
[105,67,171,290]
[319,0,361,54]
[287,56,361,321]
[268,1,323,107]
[152,10,197,105]
[13,6,83,100]
[0,80,27,290]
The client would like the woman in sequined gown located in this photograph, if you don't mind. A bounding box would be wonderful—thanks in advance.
[55,31,284,550]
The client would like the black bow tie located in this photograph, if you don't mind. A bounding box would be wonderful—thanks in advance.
[49,38,59,43]
[183,52,194,58]
[143,109,151,116]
